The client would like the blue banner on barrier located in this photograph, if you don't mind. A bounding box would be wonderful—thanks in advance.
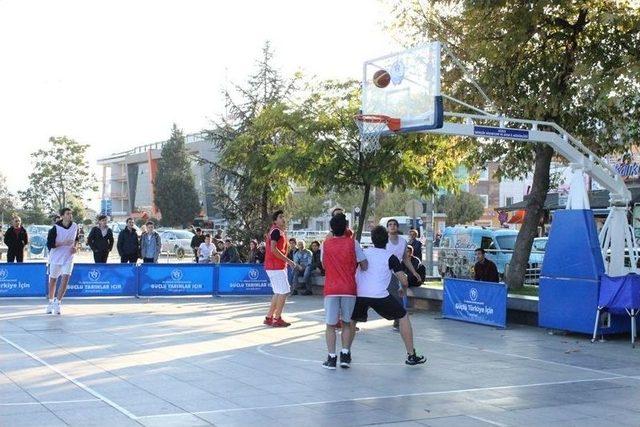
[0,263,47,297]
[66,264,138,297]
[138,264,215,296]
[442,278,507,328]
[217,264,272,295]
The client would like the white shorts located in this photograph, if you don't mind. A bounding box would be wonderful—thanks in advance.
[266,269,290,295]
[49,263,74,279]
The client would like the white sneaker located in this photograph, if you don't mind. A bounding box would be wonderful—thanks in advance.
[45,301,54,314]
[53,300,61,315]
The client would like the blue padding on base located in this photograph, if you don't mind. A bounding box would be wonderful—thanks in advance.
[540,209,604,280]
[539,276,629,334]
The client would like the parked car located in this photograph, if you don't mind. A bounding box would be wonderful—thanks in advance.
[158,229,194,259]
[437,226,544,284]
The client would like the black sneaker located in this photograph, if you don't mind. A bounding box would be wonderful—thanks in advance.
[406,351,426,366]
[339,351,351,368]
[322,355,337,370]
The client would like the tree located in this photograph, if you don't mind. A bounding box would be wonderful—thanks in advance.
[279,80,465,241]
[374,189,423,221]
[286,192,326,229]
[204,41,304,242]
[388,1,640,287]
[0,173,16,222]
[24,136,97,213]
[17,187,48,224]
[438,192,485,226]
[154,124,201,227]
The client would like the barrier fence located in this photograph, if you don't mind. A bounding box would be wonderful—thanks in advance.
[0,263,274,298]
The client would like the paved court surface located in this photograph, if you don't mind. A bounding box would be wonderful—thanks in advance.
[2,296,640,427]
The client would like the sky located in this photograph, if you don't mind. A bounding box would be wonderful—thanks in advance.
[0,0,402,198]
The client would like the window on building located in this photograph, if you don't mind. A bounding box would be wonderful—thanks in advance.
[506,196,514,206]
[479,194,489,208]
[479,168,489,181]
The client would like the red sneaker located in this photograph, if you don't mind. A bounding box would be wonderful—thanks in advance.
[271,317,291,327]
[263,316,273,325]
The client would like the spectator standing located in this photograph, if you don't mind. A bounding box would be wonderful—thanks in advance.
[140,221,161,263]
[292,240,313,296]
[473,248,499,282]
[287,237,297,284]
[197,234,216,263]
[256,242,266,264]
[407,229,423,260]
[4,216,28,263]
[190,228,206,262]
[220,239,241,263]
[117,218,139,263]
[87,215,114,263]
[310,240,324,275]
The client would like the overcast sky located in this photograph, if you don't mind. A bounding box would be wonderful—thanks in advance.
[0,0,401,195]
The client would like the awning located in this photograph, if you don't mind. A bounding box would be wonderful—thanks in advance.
[507,210,526,224]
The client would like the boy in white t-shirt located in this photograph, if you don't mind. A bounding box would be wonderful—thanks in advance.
[197,234,216,263]
[348,225,426,366]
[45,208,79,315]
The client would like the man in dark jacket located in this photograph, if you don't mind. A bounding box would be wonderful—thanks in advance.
[4,216,28,262]
[190,228,206,263]
[474,248,499,282]
[220,239,241,263]
[87,215,114,263]
[117,217,140,263]
[408,229,423,261]
[405,246,426,287]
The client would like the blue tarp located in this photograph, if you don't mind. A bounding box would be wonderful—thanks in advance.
[599,274,640,315]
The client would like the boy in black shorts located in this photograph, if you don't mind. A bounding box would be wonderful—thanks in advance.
[348,225,426,365]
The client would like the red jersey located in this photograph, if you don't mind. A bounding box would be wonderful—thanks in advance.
[265,225,287,270]
[322,236,357,296]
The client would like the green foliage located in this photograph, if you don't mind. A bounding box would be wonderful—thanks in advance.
[278,80,466,239]
[286,192,326,228]
[387,1,640,287]
[0,173,16,221]
[22,136,97,213]
[154,124,201,227]
[438,192,485,225]
[204,41,304,242]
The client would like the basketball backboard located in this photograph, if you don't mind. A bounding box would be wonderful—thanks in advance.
[361,43,443,133]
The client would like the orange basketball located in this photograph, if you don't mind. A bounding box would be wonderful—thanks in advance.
[373,69,391,88]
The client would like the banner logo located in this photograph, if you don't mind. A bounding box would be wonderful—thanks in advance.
[88,269,100,281]
[248,268,259,280]
[171,269,183,281]
[0,269,8,280]
[469,288,479,302]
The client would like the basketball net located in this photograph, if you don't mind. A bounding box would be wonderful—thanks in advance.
[354,114,401,153]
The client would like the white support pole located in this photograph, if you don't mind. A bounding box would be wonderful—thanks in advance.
[565,166,590,210]
[601,207,629,276]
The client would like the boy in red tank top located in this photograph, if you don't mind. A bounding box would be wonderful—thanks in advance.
[321,213,367,369]
[264,210,297,327]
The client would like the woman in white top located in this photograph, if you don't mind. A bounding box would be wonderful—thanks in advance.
[197,234,216,263]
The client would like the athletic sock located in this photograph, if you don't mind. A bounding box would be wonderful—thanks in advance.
[329,353,336,358]
[341,349,350,354]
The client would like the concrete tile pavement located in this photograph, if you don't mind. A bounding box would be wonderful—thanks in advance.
[1,295,640,426]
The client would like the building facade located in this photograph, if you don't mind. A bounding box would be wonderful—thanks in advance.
[97,133,219,222]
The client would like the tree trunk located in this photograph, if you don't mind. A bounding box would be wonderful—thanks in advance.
[505,145,554,289]
[355,183,371,242]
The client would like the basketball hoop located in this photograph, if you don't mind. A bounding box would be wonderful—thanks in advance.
[354,114,401,152]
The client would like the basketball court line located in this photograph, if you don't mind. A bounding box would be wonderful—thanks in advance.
[0,398,101,406]
[137,375,625,420]
[0,334,140,422]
